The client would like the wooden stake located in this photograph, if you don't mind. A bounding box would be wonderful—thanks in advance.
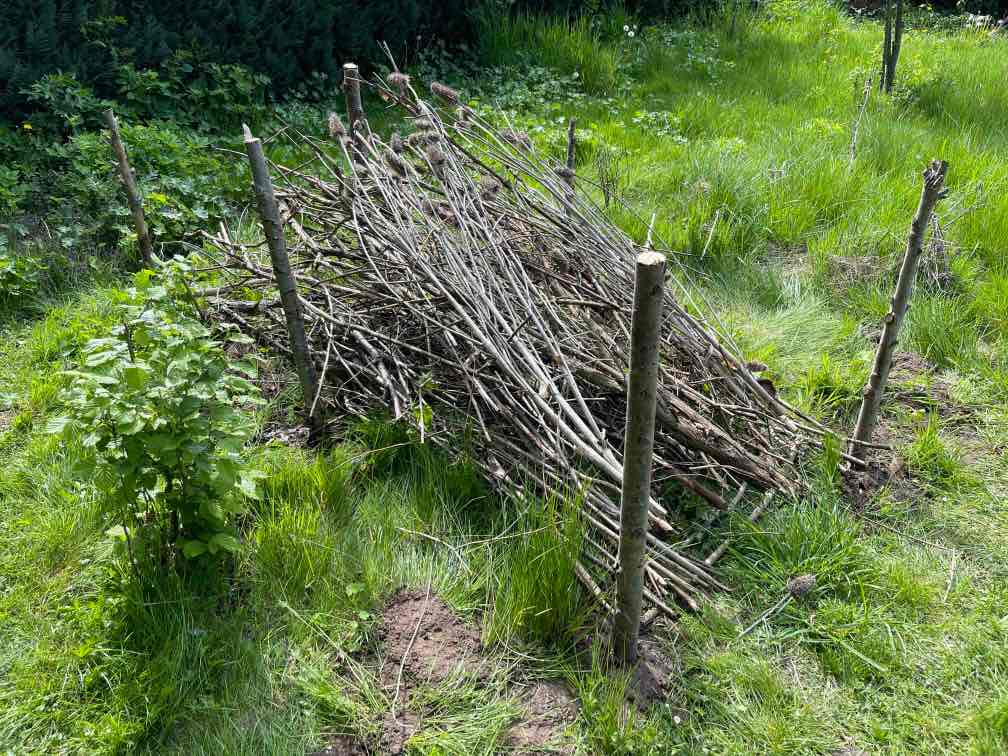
[849,160,948,463]
[612,251,666,667]
[242,124,324,440]
[880,0,904,93]
[343,63,365,151]
[104,109,154,267]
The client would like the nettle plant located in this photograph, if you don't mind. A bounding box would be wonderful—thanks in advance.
[51,260,264,571]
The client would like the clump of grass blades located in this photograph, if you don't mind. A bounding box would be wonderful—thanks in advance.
[904,414,963,487]
[906,295,983,369]
[476,12,620,94]
[484,495,589,647]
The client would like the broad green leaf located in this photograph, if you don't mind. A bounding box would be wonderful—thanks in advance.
[181,540,207,559]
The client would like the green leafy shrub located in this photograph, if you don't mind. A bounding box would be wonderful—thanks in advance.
[47,121,244,253]
[0,0,473,119]
[0,246,49,315]
[50,258,264,569]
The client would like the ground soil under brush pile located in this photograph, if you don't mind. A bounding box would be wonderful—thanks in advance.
[313,589,580,755]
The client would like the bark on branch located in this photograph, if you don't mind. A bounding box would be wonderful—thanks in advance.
[849,159,948,463]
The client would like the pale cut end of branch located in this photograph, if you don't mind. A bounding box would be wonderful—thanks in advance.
[242,123,254,143]
[637,250,667,268]
[925,159,949,196]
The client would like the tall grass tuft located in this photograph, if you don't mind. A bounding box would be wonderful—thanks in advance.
[476,12,619,94]
[484,494,588,647]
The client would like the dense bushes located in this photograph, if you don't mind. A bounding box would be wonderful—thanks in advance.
[0,0,733,122]
[0,0,472,120]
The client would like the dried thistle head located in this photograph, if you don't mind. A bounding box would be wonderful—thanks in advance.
[787,574,816,600]
[430,81,460,103]
[387,71,411,92]
[502,129,533,152]
[405,131,434,150]
[426,144,446,167]
[390,132,404,153]
[412,116,434,132]
[327,111,345,139]
[479,175,501,201]
[555,165,575,181]
[385,150,410,178]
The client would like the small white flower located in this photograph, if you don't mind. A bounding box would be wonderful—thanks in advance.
[674,715,682,725]
[573,71,579,79]
[628,30,635,38]
[623,24,630,32]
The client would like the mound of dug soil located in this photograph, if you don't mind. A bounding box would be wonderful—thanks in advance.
[316,588,580,755]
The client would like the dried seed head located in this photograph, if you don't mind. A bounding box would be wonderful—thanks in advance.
[405,131,429,149]
[426,144,446,167]
[385,150,410,177]
[431,81,460,103]
[479,175,501,201]
[388,71,411,92]
[390,132,404,153]
[555,165,575,181]
[503,129,533,152]
[787,574,816,600]
[412,116,434,131]
[327,111,345,138]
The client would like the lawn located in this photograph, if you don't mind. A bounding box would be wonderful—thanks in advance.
[1,1,1007,753]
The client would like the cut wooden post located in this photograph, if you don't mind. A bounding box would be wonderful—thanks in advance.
[343,63,365,151]
[104,109,154,267]
[880,0,904,94]
[880,0,892,92]
[612,251,666,667]
[849,160,947,463]
[887,0,904,94]
[242,124,324,440]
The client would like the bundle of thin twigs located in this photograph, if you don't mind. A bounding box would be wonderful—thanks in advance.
[201,75,833,615]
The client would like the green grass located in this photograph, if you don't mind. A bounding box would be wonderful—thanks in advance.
[3,0,1008,753]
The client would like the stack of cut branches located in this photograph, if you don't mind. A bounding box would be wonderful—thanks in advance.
[202,75,831,615]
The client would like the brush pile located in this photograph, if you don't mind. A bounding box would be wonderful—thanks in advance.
[202,75,827,615]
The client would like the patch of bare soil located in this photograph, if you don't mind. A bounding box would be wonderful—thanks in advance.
[628,638,676,708]
[841,349,980,508]
[841,454,908,510]
[506,680,579,754]
[310,734,370,756]
[378,589,486,689]
[371,589,580,754]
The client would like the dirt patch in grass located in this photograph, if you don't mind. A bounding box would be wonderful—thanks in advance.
[372,588,579,754]
[379,589,487,689]
[506,680,578,754]
[310,734,370,756]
